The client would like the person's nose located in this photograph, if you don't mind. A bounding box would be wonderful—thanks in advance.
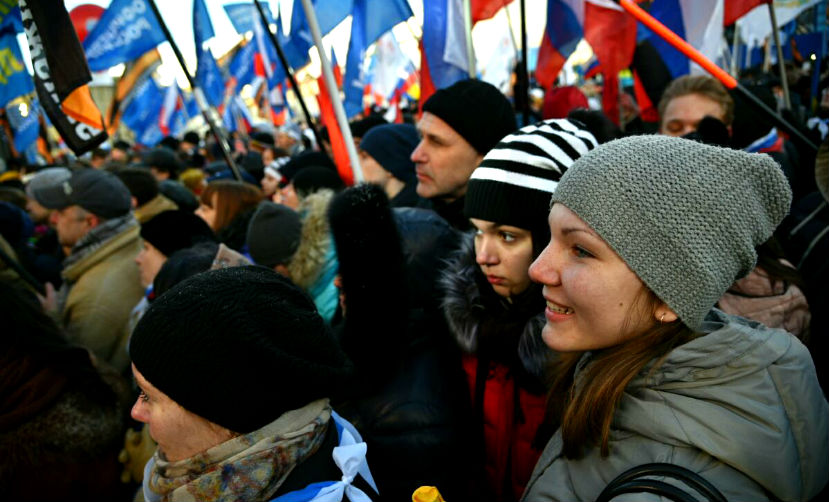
[529,242,561,287]
[475,236,499,267]
[410,140,426,164]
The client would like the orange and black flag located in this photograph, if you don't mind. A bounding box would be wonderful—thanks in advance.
[19,0,107,155]
[106,49,161,134]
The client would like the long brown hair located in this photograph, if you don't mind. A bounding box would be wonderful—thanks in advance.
[200,180,262,231]
[540,289,698,459]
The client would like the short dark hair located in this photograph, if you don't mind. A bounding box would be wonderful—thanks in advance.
[114,168,159,207]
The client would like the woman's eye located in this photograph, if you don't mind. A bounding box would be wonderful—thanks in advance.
[501,232,515,243]
[573,245,593,258]
[139,391,149,403]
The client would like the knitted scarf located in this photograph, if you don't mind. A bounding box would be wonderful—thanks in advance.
[143,399,332,502]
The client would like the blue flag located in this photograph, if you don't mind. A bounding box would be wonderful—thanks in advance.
[313,0,352,35]
[196,46,225,108]
[7,98,41,153]
[0,29,35,106]
[228,40,257,90]
[343,2,367,118]
[193,0,215,45]
[343,0,413,117]
[363,0,411,43]
[83,0,166,72]
[279,0,312,69]
[0,5,23,34]
[121,75,164,142]
[193,0,224,108]
[223,2,275,35]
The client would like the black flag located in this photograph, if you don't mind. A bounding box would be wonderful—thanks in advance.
[19,0,107,155]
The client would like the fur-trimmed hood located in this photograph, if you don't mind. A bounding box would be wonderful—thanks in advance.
[440,234,553,380]
[288,190,335,291]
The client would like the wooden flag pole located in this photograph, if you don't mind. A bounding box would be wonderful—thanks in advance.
[463,0,477,78]
[767,3,792,109]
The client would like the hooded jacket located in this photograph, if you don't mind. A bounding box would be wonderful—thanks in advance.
[287,190,338,323]
[522,309,829,502]
[441,235,553,501]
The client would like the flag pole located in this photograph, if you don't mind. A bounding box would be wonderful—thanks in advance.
[252,0,324,149]
[730,21,740,77]
[768,2,792,109]
[299,0,363,183]
[146,0,243,182]
[519,0,529,126]
[613,0,817,153]
[462,0,477,78]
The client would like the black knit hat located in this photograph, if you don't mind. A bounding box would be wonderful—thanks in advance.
[140,210,216,257]
[464,119,598,232]
[292,166,344,198]
[422,79,517,154]
[129,266,352,433]
[246,202,302,267]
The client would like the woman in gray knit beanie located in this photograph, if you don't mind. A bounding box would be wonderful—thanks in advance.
[523,135,828,502]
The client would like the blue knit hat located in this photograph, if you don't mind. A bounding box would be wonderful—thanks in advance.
[359,124,420,183]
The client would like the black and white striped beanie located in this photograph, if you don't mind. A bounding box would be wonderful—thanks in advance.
[464,119,598,231]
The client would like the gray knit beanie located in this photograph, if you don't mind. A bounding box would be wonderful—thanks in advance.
[551,135,792,330]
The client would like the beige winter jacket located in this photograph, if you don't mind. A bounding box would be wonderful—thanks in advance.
[62,225,144,372]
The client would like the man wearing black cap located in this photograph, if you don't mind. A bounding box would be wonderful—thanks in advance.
[411,79,517,231]
[33,168,144,370]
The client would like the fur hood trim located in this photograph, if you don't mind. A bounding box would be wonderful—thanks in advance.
[440,235,552,380]
[288,190,334,290]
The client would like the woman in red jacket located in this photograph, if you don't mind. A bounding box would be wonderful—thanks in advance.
[440,119,598,501]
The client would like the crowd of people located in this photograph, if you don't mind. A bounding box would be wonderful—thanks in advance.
[2,69,828,502]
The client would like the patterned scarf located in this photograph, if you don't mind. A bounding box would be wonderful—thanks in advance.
[143,399,331,502]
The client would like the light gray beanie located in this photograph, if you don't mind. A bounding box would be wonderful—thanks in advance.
[551,135,792,331]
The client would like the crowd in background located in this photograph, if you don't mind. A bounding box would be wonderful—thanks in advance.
[2,61,829,502]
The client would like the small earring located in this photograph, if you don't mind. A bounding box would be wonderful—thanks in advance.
[659,313,666,323]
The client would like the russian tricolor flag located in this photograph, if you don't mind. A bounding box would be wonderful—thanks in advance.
[420,0,470,107]
[536,0,636,90]
[536,0,635,124]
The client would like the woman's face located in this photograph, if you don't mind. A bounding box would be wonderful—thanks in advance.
[471,218,534,299]
[131,365,235,462]
[261,173,279,198]
[529,204,670,352]
[195,193,218,230]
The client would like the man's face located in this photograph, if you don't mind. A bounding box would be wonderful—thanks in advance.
[51,205,96,249]
[411,112,483,202]
[659,93,727,137]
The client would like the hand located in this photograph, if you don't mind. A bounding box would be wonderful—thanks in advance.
[37,282,57,315]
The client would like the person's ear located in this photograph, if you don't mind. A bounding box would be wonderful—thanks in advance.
[86,212,101,229]
[654,304,679,324]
